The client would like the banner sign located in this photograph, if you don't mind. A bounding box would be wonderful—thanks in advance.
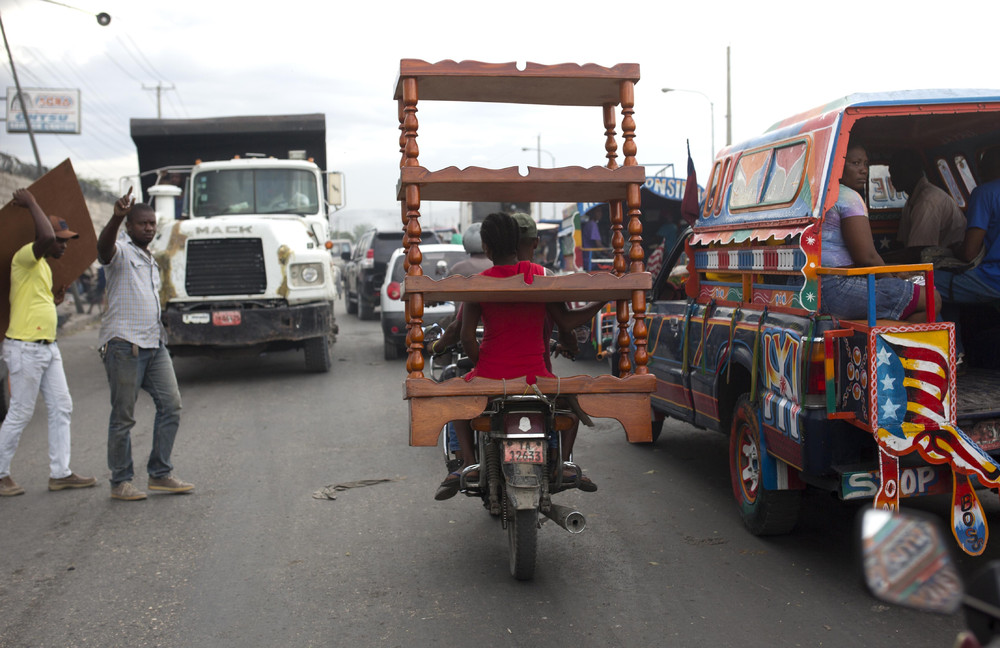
[6,87,82,134]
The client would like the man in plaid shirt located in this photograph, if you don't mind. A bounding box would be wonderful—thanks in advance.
[97,188,194,502]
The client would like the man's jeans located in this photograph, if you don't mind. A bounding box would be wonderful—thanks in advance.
[0,339,73,479]
[104,340,182,485]
[934,268,1000,355]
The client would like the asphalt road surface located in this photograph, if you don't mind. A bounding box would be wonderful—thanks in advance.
[1,307,994,647]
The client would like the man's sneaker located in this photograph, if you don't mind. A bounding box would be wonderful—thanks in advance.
[110,481,147,501]
[0,476,24,497]
[148,475,194,494]
[49,473,98,491]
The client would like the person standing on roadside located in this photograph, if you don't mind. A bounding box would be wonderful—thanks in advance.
[0,188,97,497]
[97,188,193,501]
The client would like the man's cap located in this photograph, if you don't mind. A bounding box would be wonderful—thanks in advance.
[511,212,537,239]
[49,215,79,240]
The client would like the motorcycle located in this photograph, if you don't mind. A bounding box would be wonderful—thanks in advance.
[424,323,589,581]
[859,508,1000,647]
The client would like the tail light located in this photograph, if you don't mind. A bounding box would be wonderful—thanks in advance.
[806,340,827,395]
[387,281,402,300]
[365,249,374,259]
[505,412,544,436]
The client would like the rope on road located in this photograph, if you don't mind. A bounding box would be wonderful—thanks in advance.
[311,478,394,500]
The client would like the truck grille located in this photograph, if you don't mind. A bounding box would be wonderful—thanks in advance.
[185,238,267,296]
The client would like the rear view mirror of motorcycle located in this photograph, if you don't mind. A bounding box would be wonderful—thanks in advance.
[858,508,964,615]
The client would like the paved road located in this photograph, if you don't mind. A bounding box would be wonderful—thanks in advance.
[0,308,991,647]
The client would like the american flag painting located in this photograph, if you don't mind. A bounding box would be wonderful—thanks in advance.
[874,331,1000,485]
[872,327,998,555]
[875,331,953,432]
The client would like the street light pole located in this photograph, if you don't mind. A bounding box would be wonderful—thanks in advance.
[1,3,111,177]
[522,139,556,220]
[661,87,716,162]
[0,10,42,175]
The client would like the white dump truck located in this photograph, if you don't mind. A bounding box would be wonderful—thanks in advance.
[129,114,343,372]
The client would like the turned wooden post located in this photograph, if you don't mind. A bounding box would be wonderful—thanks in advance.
[400,77,426,377]
[620,81,637,167]
[603,104,618,170]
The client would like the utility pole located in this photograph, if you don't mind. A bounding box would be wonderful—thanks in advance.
[143,82,175,119]
[726,45,732,146]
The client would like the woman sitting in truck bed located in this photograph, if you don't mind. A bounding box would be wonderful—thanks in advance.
[820,142,939,322]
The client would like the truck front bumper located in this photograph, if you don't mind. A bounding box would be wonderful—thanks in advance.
[163,301,335,347]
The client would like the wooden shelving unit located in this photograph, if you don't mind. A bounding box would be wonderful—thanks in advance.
[395,59,654,445]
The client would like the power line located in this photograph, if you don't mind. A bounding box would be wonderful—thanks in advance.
[104,51,144,84]
[114,34,159,80]
[122,31,168,80]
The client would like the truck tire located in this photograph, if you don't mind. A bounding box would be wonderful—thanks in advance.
[345,290,358,315]
[304,331,335,373]
[383,338,401,361]
[358,295,375,320]
[729,394,801,535]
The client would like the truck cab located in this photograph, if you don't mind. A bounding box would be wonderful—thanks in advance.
[637,90,1000,555]
[148,157,339,372]
[130,114,341,372]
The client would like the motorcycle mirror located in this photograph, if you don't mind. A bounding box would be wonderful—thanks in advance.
[858,508,963,615]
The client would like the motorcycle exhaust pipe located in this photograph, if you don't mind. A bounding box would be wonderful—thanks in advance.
[543,503,586,534]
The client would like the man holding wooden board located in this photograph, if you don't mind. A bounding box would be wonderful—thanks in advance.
[0,188,96,497]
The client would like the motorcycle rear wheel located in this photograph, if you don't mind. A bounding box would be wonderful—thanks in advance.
[508,508,538,580]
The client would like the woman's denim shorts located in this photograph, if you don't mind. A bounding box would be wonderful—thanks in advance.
[820,274,918,320]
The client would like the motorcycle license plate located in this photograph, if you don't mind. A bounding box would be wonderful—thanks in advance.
[212,310,242,326]
[503,440,545,464]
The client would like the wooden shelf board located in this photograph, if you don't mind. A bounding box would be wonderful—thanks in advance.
[401,271,652,302]
[396,165,645,202]
[394,59,640,106]
[405,373,655,399]
[405,374,655,446]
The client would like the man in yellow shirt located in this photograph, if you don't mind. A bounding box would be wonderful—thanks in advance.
[0,188,96,497]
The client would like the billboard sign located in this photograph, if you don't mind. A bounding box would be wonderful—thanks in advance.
[6,87,81,134]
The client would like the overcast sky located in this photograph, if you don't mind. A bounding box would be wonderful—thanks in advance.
[2,0,998,229]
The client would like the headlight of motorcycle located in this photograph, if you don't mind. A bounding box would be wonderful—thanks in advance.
[290,263,323,287]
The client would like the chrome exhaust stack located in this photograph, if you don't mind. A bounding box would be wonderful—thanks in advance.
[542,503,586,534]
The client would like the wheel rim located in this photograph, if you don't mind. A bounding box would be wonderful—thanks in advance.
[736,423,760,503]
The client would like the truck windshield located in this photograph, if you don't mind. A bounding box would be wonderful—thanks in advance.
[191,168,320,217]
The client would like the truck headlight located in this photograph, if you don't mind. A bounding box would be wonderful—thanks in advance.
[290,263,323,286]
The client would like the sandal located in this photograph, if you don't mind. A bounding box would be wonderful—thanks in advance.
[553,470,599,493]
[434,471,461,501]
[577,475,598,493]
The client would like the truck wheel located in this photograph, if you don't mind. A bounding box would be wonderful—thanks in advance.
[304,331,334,373]
[345,291,358,315]
[729,394,800,535]
[358,295,375,320]
[383,338,401,360]
[647,415,664,445]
